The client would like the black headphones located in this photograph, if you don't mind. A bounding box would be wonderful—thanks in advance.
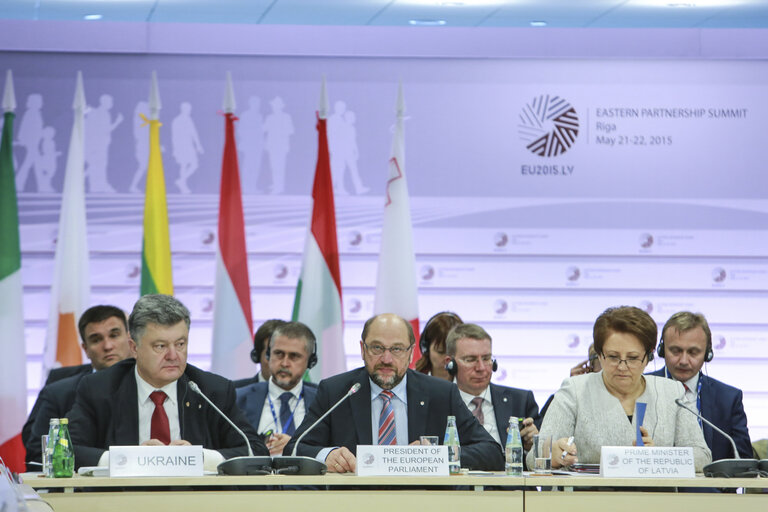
[265,337,318,370]
[419,311,463,355]
[445,357,498,376]
[657,334,713,363]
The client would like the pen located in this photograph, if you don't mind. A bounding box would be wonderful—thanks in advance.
[561,436,574,461]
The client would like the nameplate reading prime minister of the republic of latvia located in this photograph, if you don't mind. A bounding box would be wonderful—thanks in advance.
[600,446,695,478]
[356,445,449,476]
[109,445,204,477]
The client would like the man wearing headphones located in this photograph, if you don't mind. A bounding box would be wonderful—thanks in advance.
[650,311,752,460]
[233,319,287,388]
[236,321,318,455]
[445,323,540,453]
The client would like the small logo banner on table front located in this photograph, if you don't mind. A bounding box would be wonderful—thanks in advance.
[600,446,695,478]
[109,445,204,477]
[356,445,449,476]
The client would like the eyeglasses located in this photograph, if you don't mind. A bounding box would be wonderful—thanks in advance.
[363,341,414,358]
[603,354,646,369]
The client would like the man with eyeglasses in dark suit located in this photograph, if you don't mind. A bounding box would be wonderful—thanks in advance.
[284,313,503,473]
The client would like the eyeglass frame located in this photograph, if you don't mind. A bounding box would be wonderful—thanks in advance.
[362,341,414,358]
[601,353,649,369]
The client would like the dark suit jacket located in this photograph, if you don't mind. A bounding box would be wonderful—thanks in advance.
[235,380,318,433]
[284,367,504,470]
[489,383,541,444]
[22,363,93,469]
[68,358,267,468]
[233,371,266,389]
[24,373,90,469]
[650,368,752,460]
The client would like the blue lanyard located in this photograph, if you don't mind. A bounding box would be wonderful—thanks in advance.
[267,389,303,434]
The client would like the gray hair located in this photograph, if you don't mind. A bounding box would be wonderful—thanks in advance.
[128,294,191,344]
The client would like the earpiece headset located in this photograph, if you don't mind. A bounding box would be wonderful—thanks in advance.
[265,336,318,369]
[445,357,498,376]
[656,332,713,363]
[250,347,262,364]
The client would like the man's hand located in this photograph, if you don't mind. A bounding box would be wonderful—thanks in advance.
[266,433,291,455]
[169,439,191,446]
[520,417,538,452]
[141,439,166,446]
[570,359,590,377]
[325,447,356,473]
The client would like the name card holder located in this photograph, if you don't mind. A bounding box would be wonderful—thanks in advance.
[109,445,204,477]
[356,445,449,477]
[600,446,695,478]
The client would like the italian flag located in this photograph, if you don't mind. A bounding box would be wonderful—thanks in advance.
[0,70,28,472]
[292,78,346,382]
[141,72,173,296]
[211,74,254,379]
[44,72,90,372]
[373,83,420,367]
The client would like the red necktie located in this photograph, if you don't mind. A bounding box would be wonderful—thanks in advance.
[150,391,171,445]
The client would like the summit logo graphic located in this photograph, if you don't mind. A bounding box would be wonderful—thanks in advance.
[518,95,579,157]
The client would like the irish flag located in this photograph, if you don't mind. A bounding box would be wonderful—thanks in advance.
[44,71,90,371]
[141,72,173,296]
[0,70,28,472]
[292,78,346,382]
[211,73,254,379]
[373,83,420,367]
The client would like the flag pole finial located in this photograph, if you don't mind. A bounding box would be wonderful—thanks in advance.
[3,70,16,112]
[149,71,161,120]
[318,74,329,120]
[396,80,405,118]
[223,71,236,114]
[73,71,86,112]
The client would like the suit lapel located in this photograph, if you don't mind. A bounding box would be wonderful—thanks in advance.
[407,371,429,444]
[490,384,508,440]
[177,373,203,444]
[698,374,714,447]
[350,370,372,445]
[113,367,140,445]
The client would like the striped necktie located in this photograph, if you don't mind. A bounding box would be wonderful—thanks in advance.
[378,390,397,445]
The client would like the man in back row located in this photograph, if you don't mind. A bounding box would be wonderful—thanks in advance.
[23,305,135,469]
[68,294,267,470]
[285,313,504,472]
[650,311,752,460]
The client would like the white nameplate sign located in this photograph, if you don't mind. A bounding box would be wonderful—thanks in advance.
[356,445,449,476]
[109,445,204,477]
[600,446,695,478]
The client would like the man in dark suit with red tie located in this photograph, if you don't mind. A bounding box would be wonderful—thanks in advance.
[68,294,267,470]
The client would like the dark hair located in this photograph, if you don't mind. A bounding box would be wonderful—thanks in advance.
[361,314,415,346]
[128,294,191,345]
[78,305,128,343]
[415,311,463,374]
[254,319,287,357]
[445,323,492,357]
[270,321,316,356]
[593,306,657,358]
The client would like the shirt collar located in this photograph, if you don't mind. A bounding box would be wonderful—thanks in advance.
[369,374,408,405]
[684,372,699,393]
[268,377,303,400]
[135,366,178,405]
[458,385,490,405]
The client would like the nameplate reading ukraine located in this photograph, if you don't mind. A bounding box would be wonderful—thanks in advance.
[599,446,695,478]
[109,445,204,477]
[356,445,449,476]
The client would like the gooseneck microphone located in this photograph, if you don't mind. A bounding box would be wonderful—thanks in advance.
[271,382,362,475]
[188,381,272,475]
[674,398,759,477]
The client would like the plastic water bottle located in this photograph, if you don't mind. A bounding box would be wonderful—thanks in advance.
[505,416,523,476]
[51,418,75,478]
[444,415,461,475]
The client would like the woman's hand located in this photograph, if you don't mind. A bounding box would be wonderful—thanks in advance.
[552,437,578,468]
[633,426,654,447]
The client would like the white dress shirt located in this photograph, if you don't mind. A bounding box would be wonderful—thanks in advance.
[135,367,181,444]
[458,386,501,445]
[257,379,307,434]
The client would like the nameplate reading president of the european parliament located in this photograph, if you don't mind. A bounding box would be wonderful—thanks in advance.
[109,445,204,477]
[600,446,695,478]
[356,445,449,477]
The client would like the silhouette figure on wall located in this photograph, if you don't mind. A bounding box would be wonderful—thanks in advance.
[85,94,123,193]
[263,96,293,195]
[129,101,150,194]
[328,100,368,195]
[171,102,204,194]
[15,94,44,192]
[238,96,265,195]
[37,126,60,193]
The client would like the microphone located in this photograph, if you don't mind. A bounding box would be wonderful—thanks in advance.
[272,382,362,475]
[674,398,759,477]
[187,380,272,475]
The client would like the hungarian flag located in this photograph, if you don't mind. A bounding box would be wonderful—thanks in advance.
[140,72,173,296]
[373,83,420,367]
[0,70,28,472]
[292,78,346,381]
[210,73,254,379]
[44,71,90,372]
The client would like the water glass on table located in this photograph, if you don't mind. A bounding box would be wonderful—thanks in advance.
[533,434,552,475]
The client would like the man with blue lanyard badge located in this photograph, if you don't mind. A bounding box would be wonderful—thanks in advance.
[650,311,752,461]
[236,322,318,455]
